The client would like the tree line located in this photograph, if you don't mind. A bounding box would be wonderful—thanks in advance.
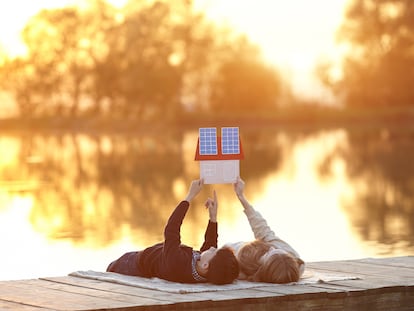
[318,0,414,108]
[1,0,413,123]
[0,0,282,122]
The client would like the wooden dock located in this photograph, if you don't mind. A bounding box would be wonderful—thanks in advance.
[0,256,413,311]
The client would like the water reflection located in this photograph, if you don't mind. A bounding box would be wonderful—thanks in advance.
[0,127,413,280]
[340,128,414,253]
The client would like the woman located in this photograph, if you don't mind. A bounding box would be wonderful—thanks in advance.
[224,177,305,283]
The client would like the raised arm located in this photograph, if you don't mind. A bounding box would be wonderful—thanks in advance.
[164,179,204,250]
[200,190,218,251]
[233,177,300,258]
[234,177,255,214]
[185,179,204,202]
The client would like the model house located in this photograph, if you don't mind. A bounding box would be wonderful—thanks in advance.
[194,127,244,184]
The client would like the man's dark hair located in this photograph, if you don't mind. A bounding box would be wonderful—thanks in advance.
[206,247,239,285]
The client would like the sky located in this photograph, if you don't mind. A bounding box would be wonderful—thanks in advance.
[0,0,349,103]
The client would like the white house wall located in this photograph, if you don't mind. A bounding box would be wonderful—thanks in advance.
[199,160,239,184]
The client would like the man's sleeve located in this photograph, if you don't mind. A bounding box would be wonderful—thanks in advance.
[200,221,218,252]
[163,201,189,251]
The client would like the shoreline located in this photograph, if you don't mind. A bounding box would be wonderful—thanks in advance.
[1,108,414,133]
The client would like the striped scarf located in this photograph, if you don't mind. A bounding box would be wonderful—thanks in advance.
[191,252,207,282]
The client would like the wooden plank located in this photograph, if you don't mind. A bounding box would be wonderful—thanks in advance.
[307,267,414,290]
[0,300,55,311]
[308,282,371,298]
[15,278,169,305]
[253,283,348,297]
[0,257,412,311]
[187,288,284,301]
[41,276,214,303]
[35,277,172,303]
[254,282,383,301]
[327,277,413,290]
[358,256,414,269]
[307,259,414,279]
[139,288,413,311]
[0,280,159,311]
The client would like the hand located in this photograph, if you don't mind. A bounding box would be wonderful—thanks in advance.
[233,176,245,198]
[205,190,218,222]
[185,179,204,202]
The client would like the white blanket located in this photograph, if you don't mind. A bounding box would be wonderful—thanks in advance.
[69,270,359,294]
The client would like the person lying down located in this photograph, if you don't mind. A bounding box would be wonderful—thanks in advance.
[107,177,304,285]
[106,179,239,285]
[223,177,305,284]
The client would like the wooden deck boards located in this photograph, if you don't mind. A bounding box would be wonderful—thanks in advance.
[0,256,413,311]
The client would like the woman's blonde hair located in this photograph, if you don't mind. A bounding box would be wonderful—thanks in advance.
[238,240,300,284]
[237,240,270,277]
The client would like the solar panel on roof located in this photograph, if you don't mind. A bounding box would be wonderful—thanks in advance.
[221,127,240,154]
[199,128,218,155]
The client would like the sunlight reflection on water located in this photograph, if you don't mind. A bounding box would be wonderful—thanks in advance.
[0,128,413,280]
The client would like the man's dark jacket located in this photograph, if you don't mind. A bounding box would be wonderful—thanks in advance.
[107,201,218,283]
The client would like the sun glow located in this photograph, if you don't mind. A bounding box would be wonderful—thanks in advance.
[195,0,348,101]
[0,0,347,101]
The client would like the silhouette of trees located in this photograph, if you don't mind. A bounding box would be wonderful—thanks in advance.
[210,56,281,114]
[0,2,113,118]
[319,0,414,107]
[0,0,283,121]
[340,128,414,246]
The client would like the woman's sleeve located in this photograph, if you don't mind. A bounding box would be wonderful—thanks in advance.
[244,204,300,258]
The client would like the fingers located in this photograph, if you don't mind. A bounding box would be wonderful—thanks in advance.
[206,190,218,222]
[233,176,241,189]
[186,179,204,202]
[205,198,213,208]
[194,178,204,188]
[233,176,242,186]
[193,179,204,191]
[205,190,218,210]
[205,193,216,207]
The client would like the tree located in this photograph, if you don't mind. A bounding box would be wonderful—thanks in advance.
[0,0,282,122]
[113,1,186,120]
[0,0,126,118]
[210,56,281,114]
[319,0,414,107]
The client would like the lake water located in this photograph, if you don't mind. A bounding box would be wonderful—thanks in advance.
[1,126,413,281]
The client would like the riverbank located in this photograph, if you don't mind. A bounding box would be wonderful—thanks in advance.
[1,106,414,133]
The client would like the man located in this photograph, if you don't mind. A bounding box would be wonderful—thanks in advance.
[107,179,239,284]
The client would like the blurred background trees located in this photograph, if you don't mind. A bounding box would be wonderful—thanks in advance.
[210,57,281,114]
[0,0,282,122]
[1,0,414,123]
[319,0,414,108]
